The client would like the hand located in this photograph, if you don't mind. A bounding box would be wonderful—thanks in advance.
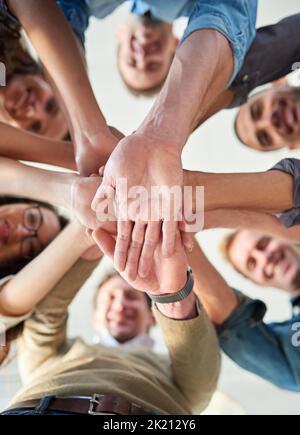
[92,227,188,296]
[75,128,121,176]
[92,133,186,281]
[71,176,102,229]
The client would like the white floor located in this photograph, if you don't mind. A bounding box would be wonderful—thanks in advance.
[1,0,300,415]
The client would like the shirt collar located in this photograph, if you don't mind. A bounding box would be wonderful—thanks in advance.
[93,328,155,350]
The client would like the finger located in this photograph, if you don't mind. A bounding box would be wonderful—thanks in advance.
[92,228,116,259]
[91,182,111,212]
[162,219,177,257]
[179,221,194,253]
[138,221,161,278]
[99,166,105,177]
[114,220,133,272]
[125,221,147,281]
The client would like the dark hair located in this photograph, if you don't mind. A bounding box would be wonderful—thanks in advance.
[116,44,174,98]
[0,196,69,279]
[94,271,152,309]
[0,11,41,82]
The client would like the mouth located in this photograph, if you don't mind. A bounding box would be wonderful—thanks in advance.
[11,88,36,118]
[0,220,10,244]
[277,99,299,137]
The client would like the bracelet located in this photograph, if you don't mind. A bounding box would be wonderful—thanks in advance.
[147,269,194,304]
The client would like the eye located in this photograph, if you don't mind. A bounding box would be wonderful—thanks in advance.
[250,102,262,121]
[256,237,271,251]
[45,98,59,116]
[256,130,273,148]
[147,62,160,72]
[28,121,42,134]
[247,257,256,272]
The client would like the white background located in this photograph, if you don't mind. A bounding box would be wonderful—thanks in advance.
[1,0,300,415]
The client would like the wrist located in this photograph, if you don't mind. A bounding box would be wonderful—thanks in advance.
[156,292,197,320]
[136,124,184,154]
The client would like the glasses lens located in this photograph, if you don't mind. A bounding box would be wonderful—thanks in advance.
[24,207,42,231]
[21,237,42,260]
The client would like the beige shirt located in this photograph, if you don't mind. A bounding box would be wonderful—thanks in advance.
[10,259,220,415]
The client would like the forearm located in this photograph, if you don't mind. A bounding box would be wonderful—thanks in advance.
[184,170,294,213]
[156,292,197,320]
[138,30,233,150]
[7,0,107,137]
[0,222,93,316]
[0,122,76,170]
[204,209,300,243]
[0,157,77,209]
[188,240,238,325]
[191,89,235,131]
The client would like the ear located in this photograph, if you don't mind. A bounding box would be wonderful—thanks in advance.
[92,311,99,330]
[271,77,288,87]
[289,143,300,150]
[174,37,180,49]
[149,312,156,327]
[116,24,127,42]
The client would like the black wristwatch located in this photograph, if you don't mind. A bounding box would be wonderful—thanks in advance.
[147,269,194,304]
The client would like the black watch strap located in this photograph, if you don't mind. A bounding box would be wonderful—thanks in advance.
[147,269,194,304]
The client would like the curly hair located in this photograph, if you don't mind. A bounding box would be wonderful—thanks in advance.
[0,10,40,82]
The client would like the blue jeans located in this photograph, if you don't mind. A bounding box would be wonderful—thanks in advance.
[1,396,78,415]
[218,290,300,392]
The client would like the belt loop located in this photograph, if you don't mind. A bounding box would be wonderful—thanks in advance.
[33,396,56,415]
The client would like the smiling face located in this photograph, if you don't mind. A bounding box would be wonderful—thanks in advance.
[235,86,300,151]
[116,15,177,93]
[93,275,154,343]
[0,74,68,140]
[0,203,61,267]
[228,230,300,294]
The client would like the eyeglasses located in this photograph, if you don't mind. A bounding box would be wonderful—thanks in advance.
[20,206,44,260]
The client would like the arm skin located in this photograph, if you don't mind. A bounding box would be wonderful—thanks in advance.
[0,122,76,170]
[7,0,118,175]
[183,169,300,242]
[204,209,300,243]
[0,221,97,317]
[184,169,294,214]
[188,238,238,325]
[0,156,102,229]
[139,30,234,148]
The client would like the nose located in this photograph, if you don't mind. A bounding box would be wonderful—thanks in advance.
[15,223,34,241]
[253,249,268,271]
[134,47,147,70]
[112,291,127,312]
[255,112,271,130]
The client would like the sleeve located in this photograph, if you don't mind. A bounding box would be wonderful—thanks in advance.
[153,301,221,414]
[229,14,300,108]
[269,158,300,228]
[0,3,39,80]
[18,259,98,383]
[218,290,300,392]
[55,0,90,46]
[180,0,258,85]
[1,0,89,47]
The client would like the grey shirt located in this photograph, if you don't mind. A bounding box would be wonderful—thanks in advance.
[271,158,300,227]
[229,14,300,108]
